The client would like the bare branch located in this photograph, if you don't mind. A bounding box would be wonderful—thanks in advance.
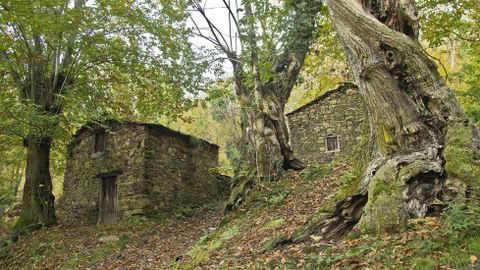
[221,0,242,46]
[193,1,232,52]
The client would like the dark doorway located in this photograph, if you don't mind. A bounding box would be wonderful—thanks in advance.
[98,175,117,224]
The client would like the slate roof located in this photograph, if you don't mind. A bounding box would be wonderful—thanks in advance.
[71,119,218,149]
[286,82,358,116]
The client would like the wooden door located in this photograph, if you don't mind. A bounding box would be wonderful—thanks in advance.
[98,175,117,224]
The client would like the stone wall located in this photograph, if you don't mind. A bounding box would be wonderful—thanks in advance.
[59,121,226,224]
[287,83,368,164]
[59,123,146,223]
[143,125,221,213]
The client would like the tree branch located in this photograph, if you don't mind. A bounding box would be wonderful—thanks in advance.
[193,1,233,53]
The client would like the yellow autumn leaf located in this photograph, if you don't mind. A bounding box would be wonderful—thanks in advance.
[471,255,478,265]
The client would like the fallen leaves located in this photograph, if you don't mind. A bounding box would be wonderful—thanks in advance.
[0,208,224,270]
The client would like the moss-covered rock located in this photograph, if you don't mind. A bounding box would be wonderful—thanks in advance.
[358,161,409,234]
[359,191,408,234]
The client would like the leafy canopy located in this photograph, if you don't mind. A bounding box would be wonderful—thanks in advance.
[0,0,212,139]
[419,0,480,124]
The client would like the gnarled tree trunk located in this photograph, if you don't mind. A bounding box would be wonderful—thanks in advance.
[324,0,478,234]
[262,1,480,249]
[224,1,321,210]
[235,2,318,178]
[18,136,56,227]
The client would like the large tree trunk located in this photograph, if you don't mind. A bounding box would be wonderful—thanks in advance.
[322,0,477,234]
[224,2,321,210]
[18,136,56,227]
[239,89,302,178]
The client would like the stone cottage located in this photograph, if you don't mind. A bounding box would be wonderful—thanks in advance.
[59,120,228,224]
[287,83,368,164]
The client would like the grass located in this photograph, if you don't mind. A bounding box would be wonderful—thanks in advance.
[185,223,241,269]
[261,218,284,231]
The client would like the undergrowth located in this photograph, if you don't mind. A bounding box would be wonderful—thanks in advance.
[257,203,480,269]
[181,223,242,269]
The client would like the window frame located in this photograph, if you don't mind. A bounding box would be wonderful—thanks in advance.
[325,135,340,153]
[91,130,106,156]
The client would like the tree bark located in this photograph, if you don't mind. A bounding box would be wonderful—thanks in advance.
[18,136,56,227]
[235,2,320,177]
[322,0,476,234]
[224,1,321,210]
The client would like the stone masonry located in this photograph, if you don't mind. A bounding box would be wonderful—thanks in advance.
[59,120,228,224]
[287,83,368,164]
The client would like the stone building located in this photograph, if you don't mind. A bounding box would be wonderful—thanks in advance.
[59,121,228,224]
[287,83,368,164]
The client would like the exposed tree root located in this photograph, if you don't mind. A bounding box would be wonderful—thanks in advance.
[224,176,255,212]
[263,193,367,252]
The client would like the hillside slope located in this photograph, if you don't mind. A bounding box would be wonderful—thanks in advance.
[1,161,479,270]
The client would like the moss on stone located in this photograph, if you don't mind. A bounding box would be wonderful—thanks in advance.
[370,179,399,201]
[359,190,408,234]
[358,161,408,234]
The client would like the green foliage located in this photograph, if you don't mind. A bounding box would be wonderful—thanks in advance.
[419,0,480,124]
[0,0,218,220]
[174,205,195,220]
[419,0,479,48]
[158,82,240,175]
[286,7,350,113]
[459,45,480,124]
[442,204,480,238]
[267,194,286,206]
[0,0,211,129]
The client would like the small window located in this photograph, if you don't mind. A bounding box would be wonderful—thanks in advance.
[93,131,106,153]
[325,136,340,152]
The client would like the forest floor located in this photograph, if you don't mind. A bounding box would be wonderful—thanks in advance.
[1,162,479,270]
